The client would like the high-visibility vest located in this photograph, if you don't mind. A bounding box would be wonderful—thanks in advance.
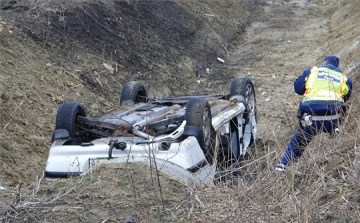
[303,66,349,102]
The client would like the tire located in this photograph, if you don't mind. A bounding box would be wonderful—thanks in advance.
[230,77,256,116]
[120,81,147,106]
[185,97,215,164]
[55,101,86,139]
[229,77,257,147]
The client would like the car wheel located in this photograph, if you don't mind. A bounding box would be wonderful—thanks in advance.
[55,101,86,139]
[230,77,257,147]
[120,81,147,106]
[185,97,215,164]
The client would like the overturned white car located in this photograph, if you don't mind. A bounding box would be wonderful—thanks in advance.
[45,77,257,184]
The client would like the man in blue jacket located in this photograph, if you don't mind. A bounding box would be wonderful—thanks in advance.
[275,55,353,171]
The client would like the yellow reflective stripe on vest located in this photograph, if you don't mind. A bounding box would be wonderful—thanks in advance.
[304,89,342,98]
[306,67,318,89]
[303,66,348,103]
[340,73,349,95]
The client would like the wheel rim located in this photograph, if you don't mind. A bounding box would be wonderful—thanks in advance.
[202,107,211,149]
[245,83,257,140]
[245,84,255,114]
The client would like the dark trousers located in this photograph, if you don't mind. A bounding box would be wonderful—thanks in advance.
[280,118,341,166]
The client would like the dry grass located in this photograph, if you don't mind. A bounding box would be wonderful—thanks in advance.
[1,0,360,222]
[1,104,360,222]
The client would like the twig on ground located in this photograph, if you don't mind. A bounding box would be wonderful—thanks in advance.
[101,217,110,223]
[195,194,205,208]
[187,203,194,219]
[65,70,79,80]
[32,172,44,196]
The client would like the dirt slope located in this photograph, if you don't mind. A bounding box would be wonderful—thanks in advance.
[1,0,360,222]
[0,0,256,187]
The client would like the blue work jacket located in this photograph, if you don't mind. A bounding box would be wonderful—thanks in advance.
[294,64,352,115]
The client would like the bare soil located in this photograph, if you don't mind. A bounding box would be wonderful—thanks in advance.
[1,0,360,222]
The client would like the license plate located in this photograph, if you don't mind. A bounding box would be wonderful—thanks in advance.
[89,157,109,167]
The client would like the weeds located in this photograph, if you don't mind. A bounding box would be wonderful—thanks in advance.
[1,0,360,222]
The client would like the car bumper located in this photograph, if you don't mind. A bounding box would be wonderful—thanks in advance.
[45,136,215,184]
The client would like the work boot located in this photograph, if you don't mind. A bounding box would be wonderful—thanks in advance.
[275,163,286,171]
